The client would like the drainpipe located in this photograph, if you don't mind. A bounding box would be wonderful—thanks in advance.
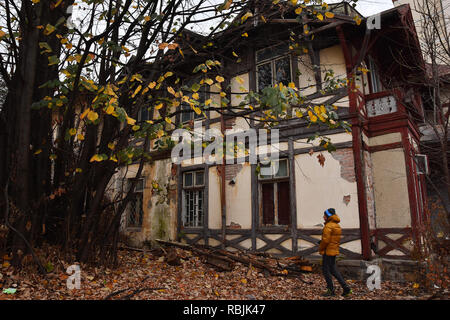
[220,72,229,249]
[220,103,226,249]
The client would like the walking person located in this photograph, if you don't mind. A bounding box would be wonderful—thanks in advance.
[319,208,352,297]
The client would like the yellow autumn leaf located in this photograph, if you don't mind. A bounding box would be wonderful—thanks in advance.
[132,85,142,98]
[87,111,99,122]
[241,33,248,37]
[241,12,253,23]
[317,13,324,21]
[295,7,302,14]
[193,106,201,115]
[44,24,56,36]
[205,99,212,106]
[165,117,172,124]
[80,108,90,120]
[241,278,247,284]
[216,75,225,83]
[167,86,176,96]
[235,76,244,85]
[192,92,200,100]
[148,81,156,89]
[68,128,77,136]
[308,110,317,123]
[89,154,102,162]
[75,168,83,173]
[220,92,226,97]
[155,103,163,110]
[104,84,116,97]
[34,149,43,155]
[126,116,136,125]
[105,105,115,115]
[77,134,85,141]
[132,125,140,131]
[325,12,335,19]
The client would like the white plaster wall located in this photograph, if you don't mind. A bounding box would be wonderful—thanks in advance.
[294,151,360,229]
[371,148,412,228]
[225,164,253,229]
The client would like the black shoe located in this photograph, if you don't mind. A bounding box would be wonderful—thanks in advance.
[321,289,336,297]
[342,287,352,297]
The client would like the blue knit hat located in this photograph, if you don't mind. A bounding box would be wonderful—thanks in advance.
[324,208,336,217]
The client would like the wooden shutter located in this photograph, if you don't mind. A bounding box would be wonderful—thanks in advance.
[277,181,290,225]
[262,183,275,225]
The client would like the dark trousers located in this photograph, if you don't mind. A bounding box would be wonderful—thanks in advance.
[322,255,348,292]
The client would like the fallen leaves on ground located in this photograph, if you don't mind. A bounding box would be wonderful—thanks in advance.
[0,247,447,300]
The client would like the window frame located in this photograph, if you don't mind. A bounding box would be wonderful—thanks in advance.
[255,44,293,92]
[182,170,205,228]
[180,77,207,124]
[368,57,382,94]
[125,177,145,229]
[258,158,289,181]
[258,159,291,227]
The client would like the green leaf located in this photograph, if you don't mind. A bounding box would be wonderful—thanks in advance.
[45,261,54,273]
[39,42,52,54]
[48,55,60,66]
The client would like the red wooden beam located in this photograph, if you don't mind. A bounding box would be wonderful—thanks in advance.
[337,25,372,260]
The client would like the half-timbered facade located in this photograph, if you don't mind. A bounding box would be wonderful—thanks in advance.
[114,2,428,261]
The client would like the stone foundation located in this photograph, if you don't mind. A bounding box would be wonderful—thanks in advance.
[309,257,423,282]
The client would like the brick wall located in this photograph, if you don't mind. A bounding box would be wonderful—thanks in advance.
[330,148,356,183]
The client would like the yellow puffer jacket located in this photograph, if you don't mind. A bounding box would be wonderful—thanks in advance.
[319,214,342,256]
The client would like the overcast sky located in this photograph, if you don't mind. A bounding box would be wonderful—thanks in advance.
[335,0,394,16]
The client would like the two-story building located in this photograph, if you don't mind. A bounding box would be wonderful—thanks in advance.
[114,2,428,261]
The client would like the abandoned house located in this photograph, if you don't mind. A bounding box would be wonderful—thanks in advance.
[113,2,432,262]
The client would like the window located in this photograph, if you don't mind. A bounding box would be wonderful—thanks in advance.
[256,44,292,92]
[182,170,205,227]
[181,77,206,123]
[126,178,145,228]
[138,106,150,122]
[368,57,382,94]
[258,159,291,226]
